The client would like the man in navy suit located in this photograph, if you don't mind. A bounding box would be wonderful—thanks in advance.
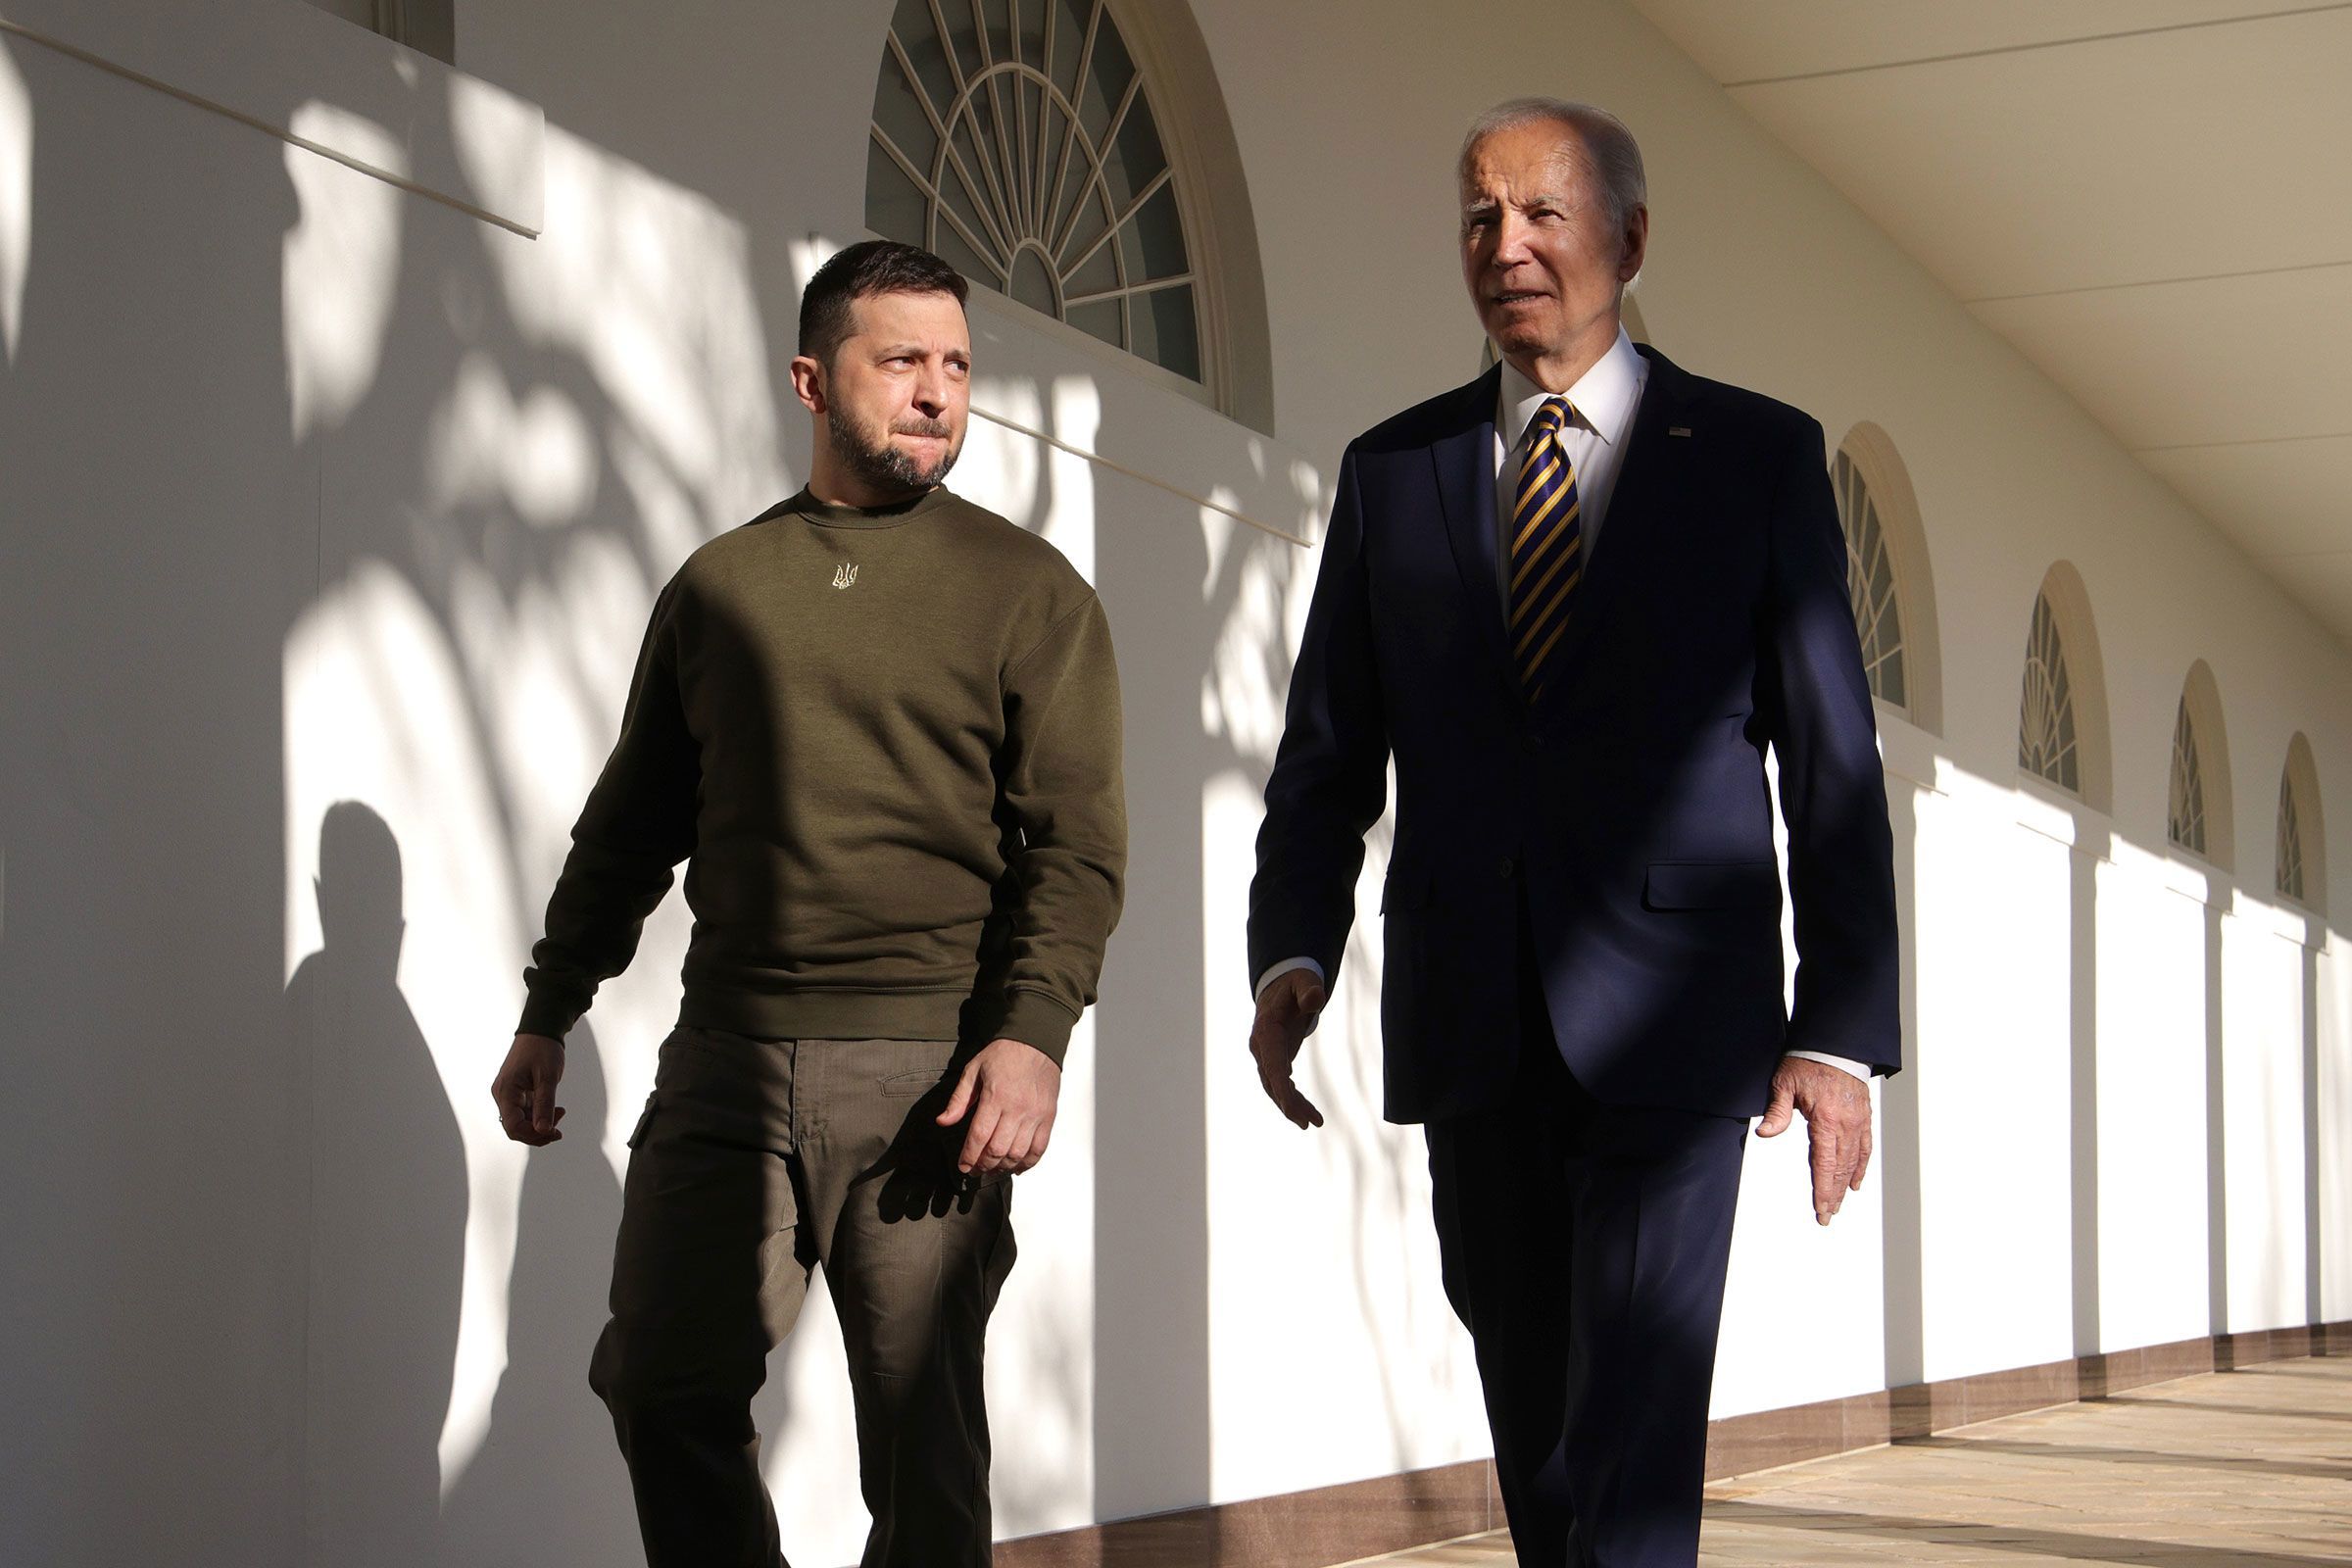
[1247,100,1899,1567]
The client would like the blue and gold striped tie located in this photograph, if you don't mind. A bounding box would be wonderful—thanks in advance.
[1509,396,1582,701]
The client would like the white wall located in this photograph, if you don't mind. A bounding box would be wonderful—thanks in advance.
[2091,848,2218,1354]
[1,0,2346,1564]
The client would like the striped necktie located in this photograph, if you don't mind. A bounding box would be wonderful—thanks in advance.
[1509,396,1582,701]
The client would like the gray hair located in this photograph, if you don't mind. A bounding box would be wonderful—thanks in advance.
[1458,98,1647,236]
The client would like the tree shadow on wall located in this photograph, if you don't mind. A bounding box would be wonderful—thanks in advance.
[283,801,466,1568]
[1086,397,1220,1525]
[1082,370,1449,1518]
[275,84,795,1564]
[1199,482,1449,1469]
[441,1026,637,1566]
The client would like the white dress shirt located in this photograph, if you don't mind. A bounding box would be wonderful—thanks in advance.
[1493,327,1646,581]
[1258,329,1867,1086]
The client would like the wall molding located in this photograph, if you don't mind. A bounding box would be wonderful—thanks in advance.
[968,401,1310,547]
[955,280,1327,547]
[996,1321,2349,1567]
[2014,771,2110,856]
[0,0,542,233]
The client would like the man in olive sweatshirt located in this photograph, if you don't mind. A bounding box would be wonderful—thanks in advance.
[489,240,1126,1568]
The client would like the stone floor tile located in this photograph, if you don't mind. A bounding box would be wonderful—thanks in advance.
[1343,1353,2352,1567]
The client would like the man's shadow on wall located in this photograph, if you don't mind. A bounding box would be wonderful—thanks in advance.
[284,801,467,1567]
[442,1025,636,1565]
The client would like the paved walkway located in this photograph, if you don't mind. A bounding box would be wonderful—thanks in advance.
[1339,1355,2352,1566]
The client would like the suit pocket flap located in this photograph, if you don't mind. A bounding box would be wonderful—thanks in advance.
[1381,860,1432,913]
[1643,859,1779,910]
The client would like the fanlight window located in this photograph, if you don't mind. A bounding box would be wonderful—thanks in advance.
[2019,593,2080,793]
[2169,697,2206,856]
[1834,449,1906,712]
[866,0,1203,382]
[2278,768,2306,904]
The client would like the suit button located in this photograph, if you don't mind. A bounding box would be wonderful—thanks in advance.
[1497,857,1517,880]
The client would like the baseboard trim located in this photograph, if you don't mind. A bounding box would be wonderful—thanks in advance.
[994,1319,2350,1567]
[994,1460,1502,1568]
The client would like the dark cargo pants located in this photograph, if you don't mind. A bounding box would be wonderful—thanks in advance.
[589,1027,1016,1568]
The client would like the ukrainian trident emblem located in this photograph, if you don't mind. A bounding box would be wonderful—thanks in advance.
[832,563,858,590]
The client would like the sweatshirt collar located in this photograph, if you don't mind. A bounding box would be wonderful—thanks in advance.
[784,483,956,529]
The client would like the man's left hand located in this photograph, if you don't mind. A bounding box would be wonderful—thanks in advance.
[937,1038,1061,1176]
[1755,1055,1873,1226]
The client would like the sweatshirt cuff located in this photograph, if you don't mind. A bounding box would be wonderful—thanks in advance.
[515,992,582,1044]
[998,989,1081,1065]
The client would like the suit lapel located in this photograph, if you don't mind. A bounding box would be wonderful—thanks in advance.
[1429,365,1510,681]
[1541,345,1699,681]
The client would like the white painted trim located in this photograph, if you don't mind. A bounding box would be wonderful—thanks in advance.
[0,0,542,234]
[2236,889,2328,951]
[2015,781,2081,848]
[2012,769,2078,836]
[2156,851,2231,909]
[2012,774,2121,866]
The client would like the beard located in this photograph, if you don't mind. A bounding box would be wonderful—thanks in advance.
[829,405,962,497]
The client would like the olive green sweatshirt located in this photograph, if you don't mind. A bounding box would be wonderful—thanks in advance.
[516,485,1126,1062]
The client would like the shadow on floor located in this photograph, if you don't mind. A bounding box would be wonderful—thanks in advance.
[1894,1432,2352,1484]
[2090,1393,2352,1425]
[1703,1499,2348,1568]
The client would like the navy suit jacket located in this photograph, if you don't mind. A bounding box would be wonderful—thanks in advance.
[1249,348,1900,1123]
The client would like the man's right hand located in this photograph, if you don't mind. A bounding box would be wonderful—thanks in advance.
[492,1033,567,1146]
[1249,968,1328,1130]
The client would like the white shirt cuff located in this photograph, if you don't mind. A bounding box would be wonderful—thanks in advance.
[1253,956,1325,1003]
[1786,1049,1872,1083]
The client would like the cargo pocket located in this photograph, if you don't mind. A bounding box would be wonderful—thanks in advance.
[624,1093,660,1150]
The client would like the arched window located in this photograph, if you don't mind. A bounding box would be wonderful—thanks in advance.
[2019,592,2080,795]
[2279,733,2326,912]
[1834,446,1905,713]
[2169,696,2206,856]
[1832,423,1939,733]
[866,0,1203,383]
[2169,661,2234,869]
[2017,564,2111,809]
[300,0,454,64]
[2278,768,2306,903]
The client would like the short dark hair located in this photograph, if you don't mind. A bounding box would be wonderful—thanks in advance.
[798,240,969,366]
